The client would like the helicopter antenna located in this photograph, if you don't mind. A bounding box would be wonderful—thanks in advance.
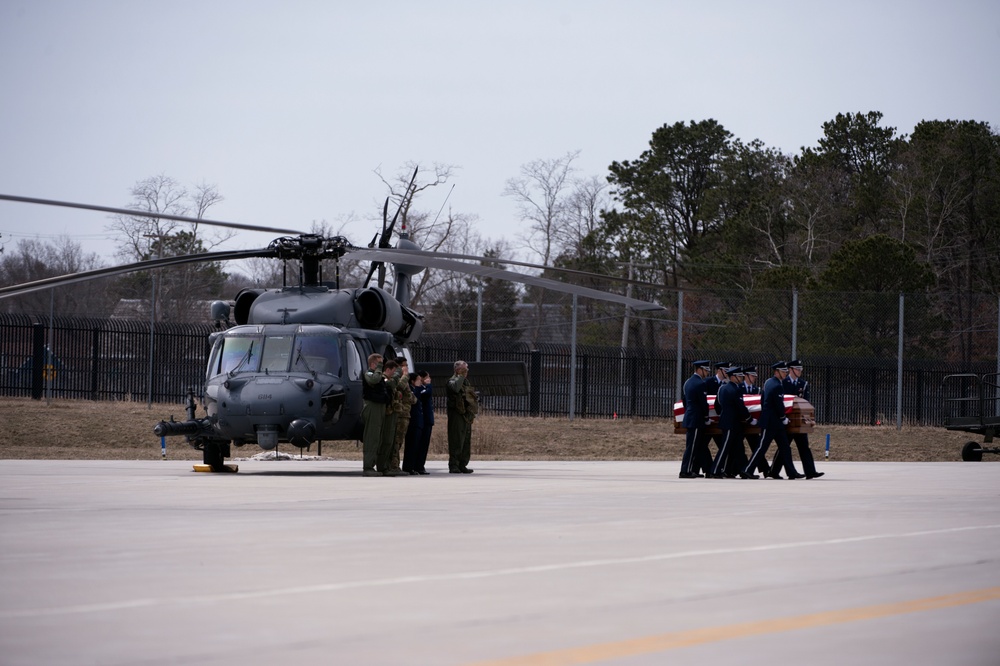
[430,183,455,226]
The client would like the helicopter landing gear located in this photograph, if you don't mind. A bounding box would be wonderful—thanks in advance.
[196,440,237,473]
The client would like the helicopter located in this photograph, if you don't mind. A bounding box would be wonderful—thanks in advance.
[0,176,664,471]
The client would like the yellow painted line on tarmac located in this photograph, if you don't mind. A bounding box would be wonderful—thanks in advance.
[466,587,1000,666]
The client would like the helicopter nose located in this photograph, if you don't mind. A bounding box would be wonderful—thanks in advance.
[287,418,316,447]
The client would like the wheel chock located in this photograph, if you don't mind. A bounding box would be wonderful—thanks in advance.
[192,464,239,473]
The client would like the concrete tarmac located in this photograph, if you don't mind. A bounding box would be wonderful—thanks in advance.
[1,459,998,666]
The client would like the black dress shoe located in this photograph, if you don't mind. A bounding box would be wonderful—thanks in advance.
[449,469,461,474]
[739,472,759,479]
[460,467,474,474]
[417,470,430,475]
[787,472,806,479]
[678,472,699,478]
[767,473,783,479]
[805,472,825,479]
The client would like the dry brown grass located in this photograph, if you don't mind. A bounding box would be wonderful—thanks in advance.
[0,397,990,463]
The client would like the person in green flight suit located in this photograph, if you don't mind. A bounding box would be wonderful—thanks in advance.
[361,353,389,476]
[446,360,478,474]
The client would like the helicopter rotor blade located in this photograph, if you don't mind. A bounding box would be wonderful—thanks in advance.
[0,248,275,300]
[346,248,665,312]
[359,247,664,291]
[0,194,306,235]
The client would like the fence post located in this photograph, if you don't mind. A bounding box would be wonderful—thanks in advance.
[568,294,578,421]
[791,288,798,360]
[897,292,904,431]
[90,327,101,400]
[675,290,683,402]
[529,350,541,416]
[31,322,45,400]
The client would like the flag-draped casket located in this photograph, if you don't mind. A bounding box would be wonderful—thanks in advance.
[672,395,815,435]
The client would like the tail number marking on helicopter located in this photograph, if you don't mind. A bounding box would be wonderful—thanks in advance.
[258,394,273,400]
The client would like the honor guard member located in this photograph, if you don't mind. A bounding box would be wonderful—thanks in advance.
[446,360,478,474]
[704,361,729,396]
[377,359,406,476]
[390,359,417,473]
[416,371,435,474]
[783,359,824,479]
[361,354,389,476]
[741,361,804,479]
[680,360,713,478]
[741,365,768,476]
[703,361,729,464]
[710,366,756,478]
[402,372,426,475]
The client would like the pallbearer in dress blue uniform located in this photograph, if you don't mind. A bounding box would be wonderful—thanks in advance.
[703,361,728,467]
[680,360,713,478]
[710,366,755,478]
[741,365,769,476]
[741,361,804,479]
[783,359,824,479]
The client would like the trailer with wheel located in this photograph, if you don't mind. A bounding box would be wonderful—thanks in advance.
[941,372,1000,461]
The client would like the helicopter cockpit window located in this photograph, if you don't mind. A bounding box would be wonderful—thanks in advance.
[345,339,363,380]
[260,335,294,373]
[293,335,341,375]
[218,336,261,375]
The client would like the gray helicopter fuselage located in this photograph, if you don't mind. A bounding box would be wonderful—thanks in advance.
[203,322,391,448]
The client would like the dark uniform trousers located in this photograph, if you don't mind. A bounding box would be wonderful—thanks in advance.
[361,400,384,472]
[681,425,712,476]
[746,423,797,477]
[711,426,748,477]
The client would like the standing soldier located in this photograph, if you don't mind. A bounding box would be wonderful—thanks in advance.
[741,366,769,476]
[784,359,824,479]
[402,372,425,475]
[741,361,804,479]
[415,370,434,475]
[390,358,417,474]
[680,360,713,478]
[377,359,406,476]
[361,354,389,477]
[446,360,478,474]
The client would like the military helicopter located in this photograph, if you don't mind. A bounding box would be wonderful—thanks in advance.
[0,176,663,471]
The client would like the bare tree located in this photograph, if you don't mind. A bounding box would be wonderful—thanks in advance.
[108,175,232,321]
[502,150,580,266]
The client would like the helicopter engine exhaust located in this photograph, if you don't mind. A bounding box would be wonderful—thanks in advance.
[354,286,403,332]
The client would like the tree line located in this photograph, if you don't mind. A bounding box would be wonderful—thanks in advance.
[2,112,998,362]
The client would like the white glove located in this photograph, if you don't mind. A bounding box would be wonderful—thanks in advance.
[782,417,790,425]
[750,418,758,426]
[705,419,712,426]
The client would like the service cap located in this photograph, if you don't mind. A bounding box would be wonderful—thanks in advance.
[770,361,789,371]
[788,359,803,369]
[693,359,711,370]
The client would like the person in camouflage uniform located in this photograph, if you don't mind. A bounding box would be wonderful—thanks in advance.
[446,360,478,474]
[390,359,417,473]
[376,359,406,476]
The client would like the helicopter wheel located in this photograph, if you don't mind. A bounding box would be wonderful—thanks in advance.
[961,441,983,462]
[202,441,234,472]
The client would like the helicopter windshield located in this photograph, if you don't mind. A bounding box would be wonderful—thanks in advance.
[293,335,341,375]
[210,332,343,378]
[217,337,260,375]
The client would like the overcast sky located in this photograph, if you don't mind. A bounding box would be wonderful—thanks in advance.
[1,0,998,267]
